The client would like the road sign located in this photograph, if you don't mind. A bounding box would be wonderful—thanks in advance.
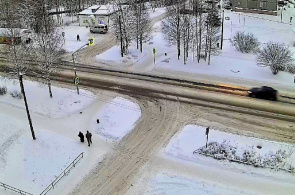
[205,127,210,148]
[153,48,156,54]
[88,37,94,46]
[206,127,210,135]
[74,76,80,85]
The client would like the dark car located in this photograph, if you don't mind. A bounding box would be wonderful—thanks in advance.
[248,86,278,101]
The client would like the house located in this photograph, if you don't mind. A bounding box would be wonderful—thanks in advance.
[78,5,115,27]
[0,28,30,44]
[231,0,278,15]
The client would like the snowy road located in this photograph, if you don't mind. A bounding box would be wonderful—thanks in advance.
[70,96,295,195]
[64,10,170,66]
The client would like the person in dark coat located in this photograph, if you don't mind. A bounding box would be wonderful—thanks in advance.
[77,34,80,41]
[78,131,84,142]
[86,131,92,147]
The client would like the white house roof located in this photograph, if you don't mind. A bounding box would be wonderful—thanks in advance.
[78,5,114,16]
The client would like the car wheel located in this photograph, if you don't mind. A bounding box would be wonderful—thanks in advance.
[272,96,277,101]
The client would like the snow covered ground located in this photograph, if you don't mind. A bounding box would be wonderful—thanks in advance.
[94,6,295,87]
[0,76,141,194]
[60,7,166,53]
[1,4,295,195]
[127,125,295,195]
[164,125,295,176]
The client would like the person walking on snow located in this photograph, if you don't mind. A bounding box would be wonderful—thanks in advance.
[77,34,80,41]
[78,131,84,142]
[86,131,92,147]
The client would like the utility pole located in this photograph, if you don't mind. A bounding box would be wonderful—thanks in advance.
[221,9,224,50]
[71,43,91,95]
[19,74,36,140]
[205,127,210,148]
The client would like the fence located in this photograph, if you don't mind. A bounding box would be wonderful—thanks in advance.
[0,182,33,195]
[40,152,84,195]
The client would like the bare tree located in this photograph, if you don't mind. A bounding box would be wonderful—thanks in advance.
[35,29,64,98]
[180,13,194,64]
[232,31,259,53]
[131,0,152,52]
[21,0,64,98]
[162,1,182,60]
[257,42,294,75]
[204,0,221,65]
[111,0,136,56]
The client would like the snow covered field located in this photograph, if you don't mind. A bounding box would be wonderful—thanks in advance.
[0,76,141,194]
[1,3,295,195]
[127,125,295,195]
[94,6,295,87]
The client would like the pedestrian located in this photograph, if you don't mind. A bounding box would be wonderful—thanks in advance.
[290,16,293,23]
[86,130,92,147]
[62,31,65,37]
[77,34,80,41]
[78,131,84,142]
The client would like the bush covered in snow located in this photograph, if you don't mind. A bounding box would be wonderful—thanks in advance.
[232,31,259,53]
[195,141,294,173]
[257,42,294,75]
[0,86,7,95]
[10,90,23,99]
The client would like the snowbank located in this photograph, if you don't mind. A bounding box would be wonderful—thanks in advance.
[0,76,142,194]
[0,76,94,118]
[164,125,295,177]
[92,97,141,140]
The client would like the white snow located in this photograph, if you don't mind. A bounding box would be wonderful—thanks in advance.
[1,4,295,195]
[146,172,254,195]
[92,97,141,140]
[164,125,295,173]
[126,124,295,195]
[137,125,295,195]
[95,7,295,87]
[148,7,166,19]
[0,76,94,118]
[0,75,141,194]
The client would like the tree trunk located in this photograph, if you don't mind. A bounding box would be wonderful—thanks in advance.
[119,15,123,57]
[208,38,211,65]
[19,74,36,140]
[140,34,143,53]
[187,22,189,59]
[177,14,180,60]
[198,12,202,63]
[184,34,186,64]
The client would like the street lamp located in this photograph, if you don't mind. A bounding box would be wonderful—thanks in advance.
[72,41,93,94]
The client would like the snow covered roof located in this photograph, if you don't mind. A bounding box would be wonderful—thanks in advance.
[78,5,114,16]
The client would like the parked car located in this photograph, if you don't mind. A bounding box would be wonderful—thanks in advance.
[248,86,278,101]
[90,24,108,34]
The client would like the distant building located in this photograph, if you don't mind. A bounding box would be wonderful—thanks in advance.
[232,0,278,15]
[78,5,115,27]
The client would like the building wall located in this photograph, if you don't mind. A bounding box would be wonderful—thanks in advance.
[79,15,111,26]
[232,0,277,11]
